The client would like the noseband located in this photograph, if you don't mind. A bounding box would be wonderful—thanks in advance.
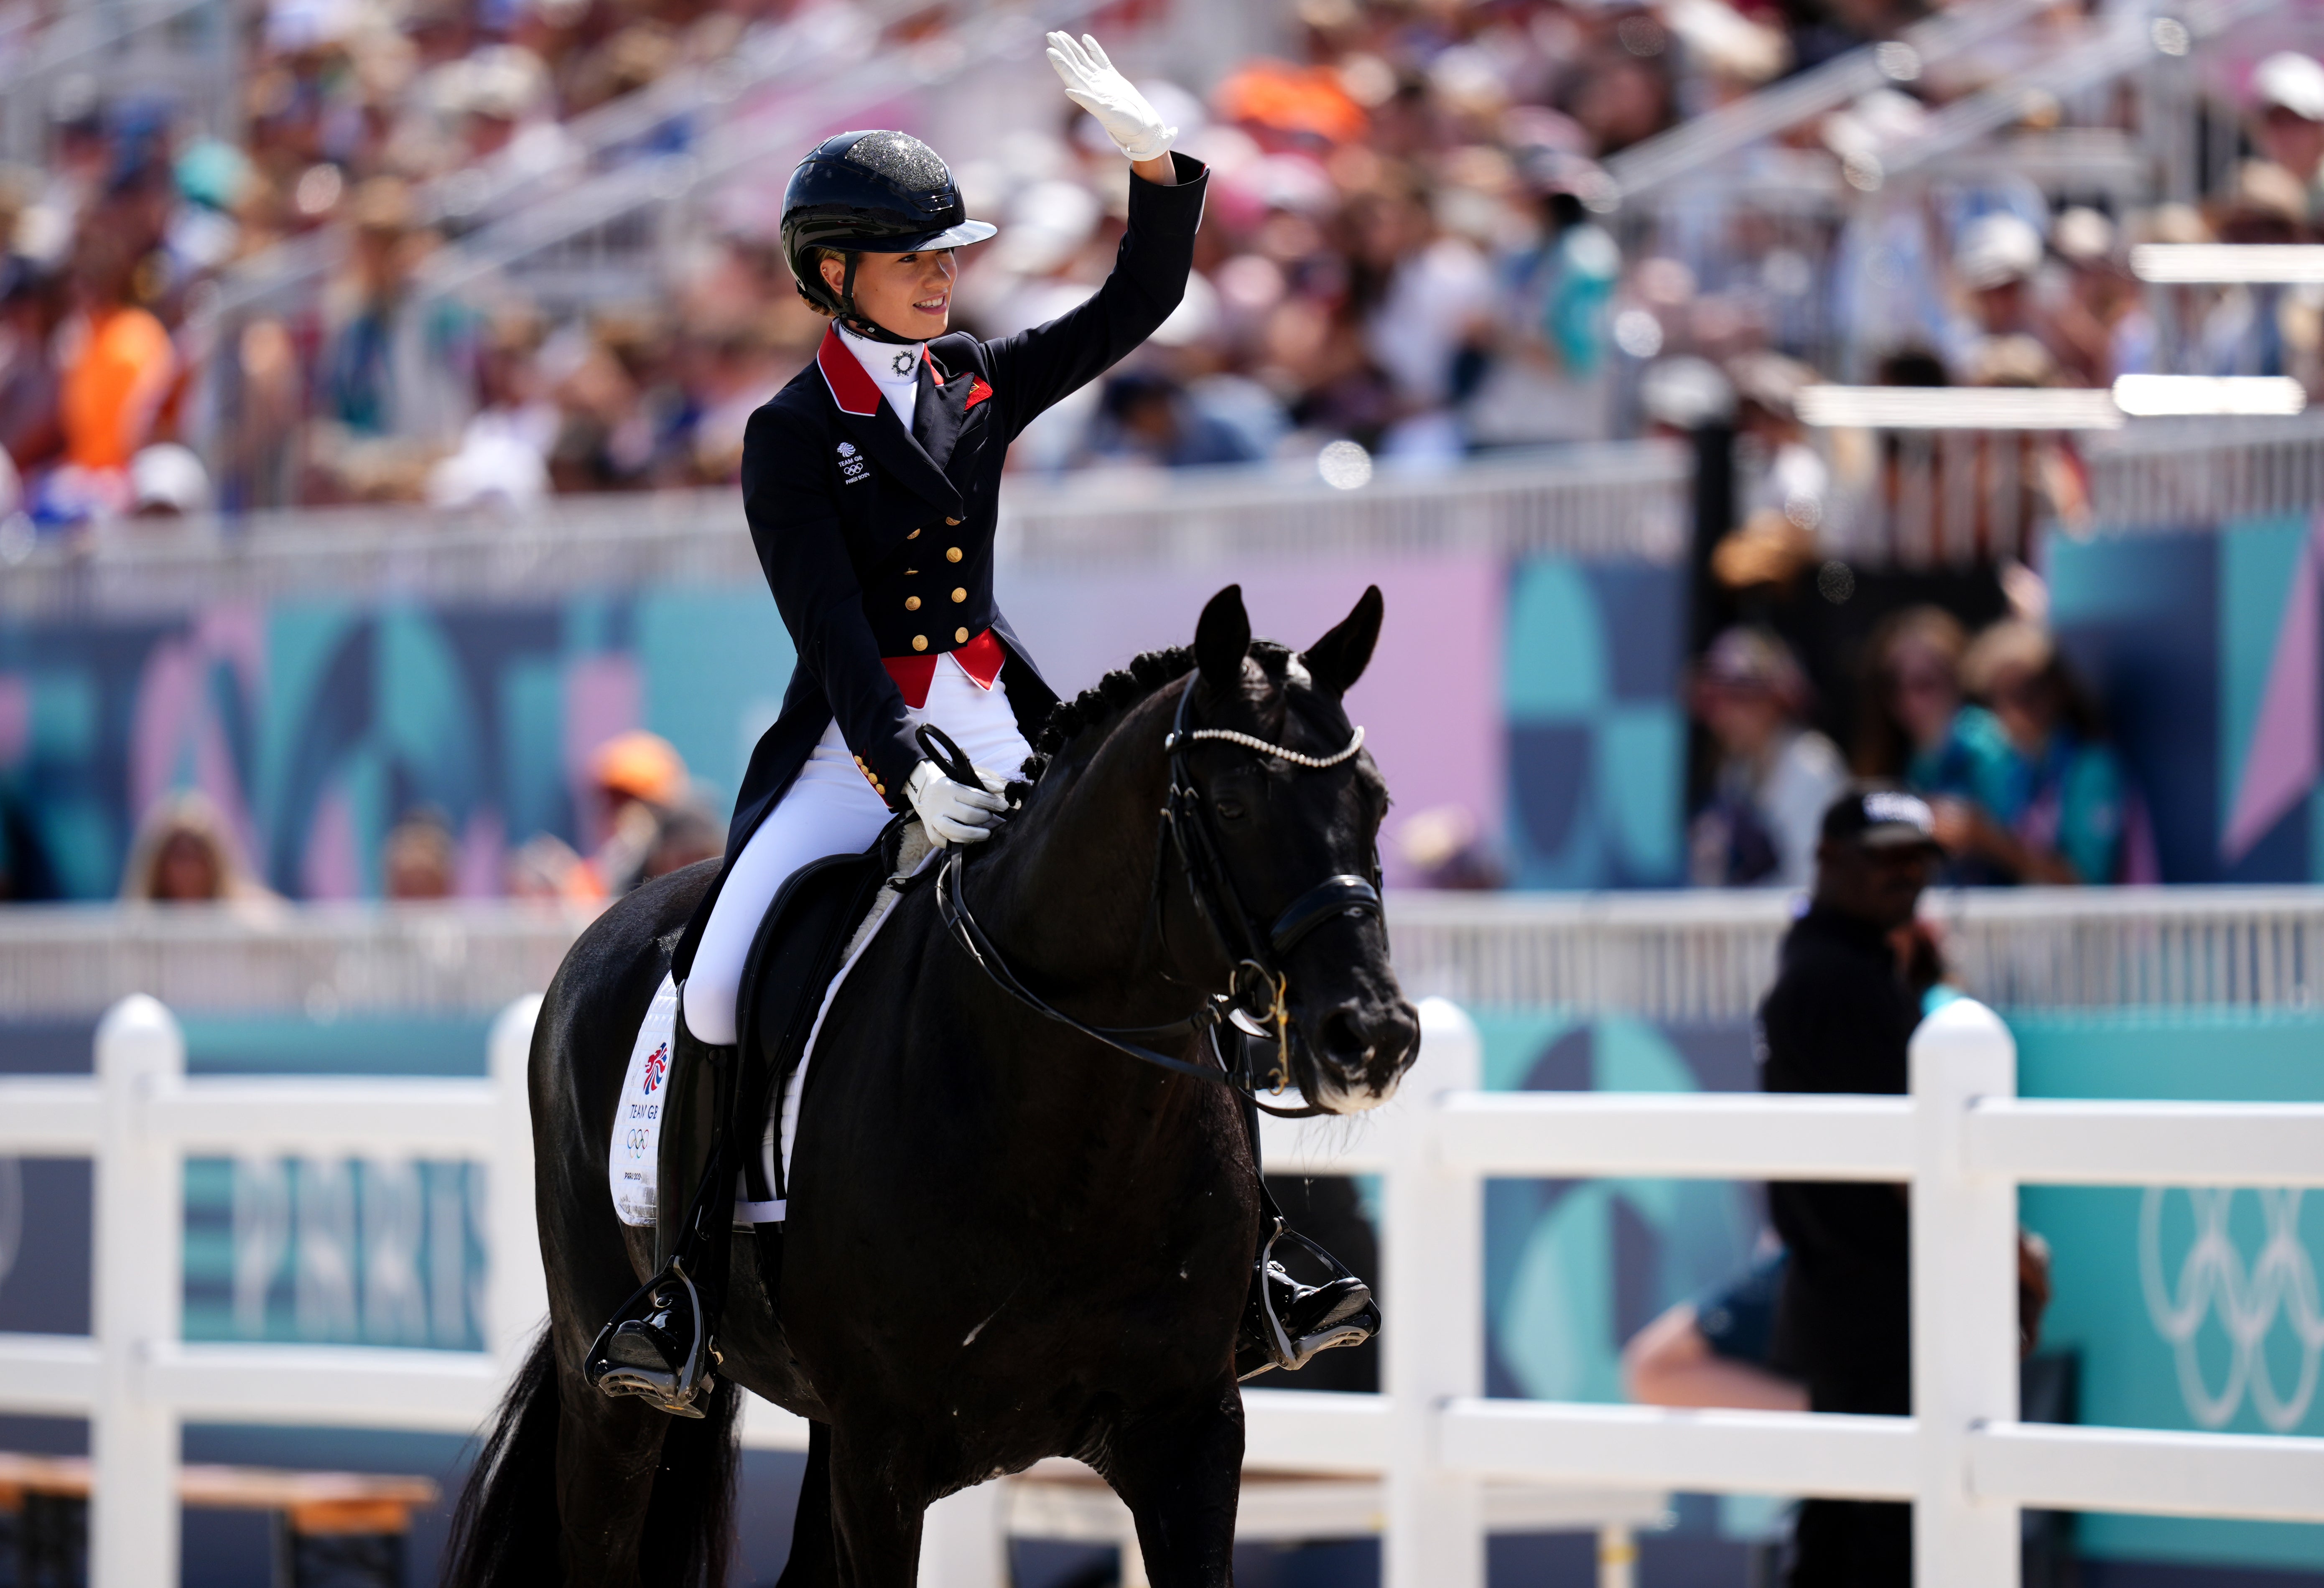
[931,670,1384,1117]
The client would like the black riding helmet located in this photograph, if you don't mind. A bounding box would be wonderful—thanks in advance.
[781,130,996,344]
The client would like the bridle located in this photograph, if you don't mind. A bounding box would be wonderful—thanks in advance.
[931,669,1385,1118]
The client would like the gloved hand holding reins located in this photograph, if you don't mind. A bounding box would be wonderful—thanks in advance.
[1045,32,1177,164]
[907,759,1009,847]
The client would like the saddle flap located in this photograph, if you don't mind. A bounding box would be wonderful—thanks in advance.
[732,821,905,1205]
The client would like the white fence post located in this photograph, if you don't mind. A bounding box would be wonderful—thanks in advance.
[917,1481,1009,1588]
[1384,995,1485,1588]
[1910,999,2021,1586]
[485,995,548,1369]
[92,995,183,1588]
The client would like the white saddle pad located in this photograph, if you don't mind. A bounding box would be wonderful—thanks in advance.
[608,827,934,1231]
[609,975,681,1228]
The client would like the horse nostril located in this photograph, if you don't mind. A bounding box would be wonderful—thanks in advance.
[1318,1007,1368,1069]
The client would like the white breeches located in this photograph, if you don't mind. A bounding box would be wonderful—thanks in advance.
[680,654,1034,1047]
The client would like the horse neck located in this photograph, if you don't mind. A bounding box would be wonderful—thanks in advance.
[977,692,1202,1031]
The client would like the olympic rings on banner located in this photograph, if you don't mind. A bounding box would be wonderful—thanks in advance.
[2140,1186,2324,1431]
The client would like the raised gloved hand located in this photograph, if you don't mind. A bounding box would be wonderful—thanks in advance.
[1045,32,1176,164]
[906,759,1009,847]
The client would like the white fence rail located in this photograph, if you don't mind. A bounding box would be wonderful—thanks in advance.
[5,886,2321,1023]
[1251,996,2324,1586]
[8,989,2324,1582]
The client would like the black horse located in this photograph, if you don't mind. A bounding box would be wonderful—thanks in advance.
[443,585,1419,1586]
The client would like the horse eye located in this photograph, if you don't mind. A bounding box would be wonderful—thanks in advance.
[1215,798,1246,821]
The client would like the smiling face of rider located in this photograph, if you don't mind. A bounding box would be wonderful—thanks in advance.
[820,248,957,340]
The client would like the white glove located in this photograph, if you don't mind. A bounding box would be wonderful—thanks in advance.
[1045,31,1176,164]
[906,759,1009,847]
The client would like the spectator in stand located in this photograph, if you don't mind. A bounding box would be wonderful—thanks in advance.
[1934,619,2131,886]
[642,803,726,883]
[505,831,600,905]
[383,809,459,899]
[119,791,279,908]
[1731,351,1828,528]
[0,265,65,479]
[313,177,470,469]
[1852,606,1971,786]
[1689,628,1849,889]
[1395,805,1505,890]
[1469,148,1621,448]
[427,308,555,509]
[2251,52,2324,221]
[43,219,177,523]
[585,728,691,898]
[2046,206,2139,387]
[1349,173,1497,461]
[1074,367,1262,469]
[1953,212,2061,382]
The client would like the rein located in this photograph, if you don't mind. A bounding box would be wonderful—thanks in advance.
[925,672,1383,1118]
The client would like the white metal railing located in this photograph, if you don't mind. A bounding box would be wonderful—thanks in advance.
[0,445,1689,620]
[1380,886,2324,1021]
[1601,0,2049,202]
[5,412,2314,620]
[3,887,2319,1023]
[2079,411,2324,533]
[9,992,2324,1583]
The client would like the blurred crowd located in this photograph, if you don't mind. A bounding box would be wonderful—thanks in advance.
[4,0,2324,536]
[113,725,724,909]
[1688,607,2144,891]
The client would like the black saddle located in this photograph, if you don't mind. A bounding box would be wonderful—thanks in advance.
[730,817,915,1229]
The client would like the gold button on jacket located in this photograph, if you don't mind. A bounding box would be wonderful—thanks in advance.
[945,547,963,562]
[912,635,928,651]
[905,596,921,611]
[951,588,966,603]
[955,627,969,644]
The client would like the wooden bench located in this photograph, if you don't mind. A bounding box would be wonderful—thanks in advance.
[1004,1459,1672,1588]
[0,1453,439,1588]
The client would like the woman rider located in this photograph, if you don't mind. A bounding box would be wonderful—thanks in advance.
[589,35,1372,1414]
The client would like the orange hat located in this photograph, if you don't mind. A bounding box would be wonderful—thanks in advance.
[590,730,686,806]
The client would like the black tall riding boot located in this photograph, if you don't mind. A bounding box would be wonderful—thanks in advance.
[1227,1066,1382,1381]
[585,1007,735,1417]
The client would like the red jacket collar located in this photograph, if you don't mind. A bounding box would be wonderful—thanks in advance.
[816,324,884,417]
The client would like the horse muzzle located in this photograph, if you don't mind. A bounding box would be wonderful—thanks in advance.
[1299,996,1420,1114]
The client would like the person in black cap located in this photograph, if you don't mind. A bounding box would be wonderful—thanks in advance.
[1759,785,1942,1585]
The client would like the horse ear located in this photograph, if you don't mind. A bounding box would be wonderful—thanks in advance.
[1194,585,1251,696]
[1301,585,1383,697]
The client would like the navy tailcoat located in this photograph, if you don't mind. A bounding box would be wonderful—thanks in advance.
[673,153,1209,976]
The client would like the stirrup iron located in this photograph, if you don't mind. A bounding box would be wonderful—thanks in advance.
[1236,1216,1379,1381]
[585,1260,716,1417]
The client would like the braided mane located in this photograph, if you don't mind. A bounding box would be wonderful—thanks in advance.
[1014,639,1297,791]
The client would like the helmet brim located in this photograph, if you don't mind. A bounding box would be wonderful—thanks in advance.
[908,219,997,251]
[838,218,995,254]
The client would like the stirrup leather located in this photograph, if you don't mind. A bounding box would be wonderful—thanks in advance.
[1236,1216,1380,1381]
[585,1260,717,1417]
